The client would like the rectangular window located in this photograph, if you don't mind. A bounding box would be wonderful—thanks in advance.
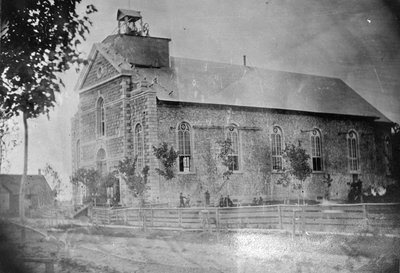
[228,155,239,171]
[179,156,191,172]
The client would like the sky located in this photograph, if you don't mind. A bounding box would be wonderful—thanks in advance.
[5,0,400,199]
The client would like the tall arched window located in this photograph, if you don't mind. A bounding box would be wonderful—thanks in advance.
[226,125,239,171]
[76,140,80,170]
[384,135,391,175]
[271,126,283,171]
[135,123,144,171]
[178,122,192,172]
[311,129,323,171]
[347,130,359,172]
[97,97,105,137]
[96,148,107,176]
[384,136,391,159]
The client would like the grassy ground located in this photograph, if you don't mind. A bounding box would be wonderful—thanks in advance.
[0,220,399,272]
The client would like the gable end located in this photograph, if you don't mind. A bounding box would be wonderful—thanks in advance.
[81,51,120,89]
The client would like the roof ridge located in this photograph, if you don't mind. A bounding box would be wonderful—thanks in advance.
[170,56,344,81]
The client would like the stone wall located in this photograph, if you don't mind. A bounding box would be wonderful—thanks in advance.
[72,62,392,207]
[77,76,130,172]
[155,101,391,204]
[126,82,160,203]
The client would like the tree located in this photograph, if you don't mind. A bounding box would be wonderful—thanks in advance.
[70,168,101,203]
[153,142,178,180]
[277,143,312,204]
[101,172,119,206]
[116,156,150,206]
[0,110,19,172]
[0,1,96,220]
[198,139,235,196]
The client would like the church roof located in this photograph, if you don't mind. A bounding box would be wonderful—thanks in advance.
[143,58,391,122]
[80,37,391,123]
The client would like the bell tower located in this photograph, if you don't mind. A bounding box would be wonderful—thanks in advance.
[117,9,149,36]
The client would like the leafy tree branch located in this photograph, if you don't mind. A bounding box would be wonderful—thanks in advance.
[153,142,178,180]
[116,156,149,197]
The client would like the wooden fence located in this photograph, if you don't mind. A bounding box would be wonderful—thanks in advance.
[89,203,400,235]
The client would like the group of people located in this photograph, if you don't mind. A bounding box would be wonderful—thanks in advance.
[252,196,264,206]
[179,191,235,207]
[219,195,234,207]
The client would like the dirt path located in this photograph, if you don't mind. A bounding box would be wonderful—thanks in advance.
[53,230,372,273]
[1,221,399,273]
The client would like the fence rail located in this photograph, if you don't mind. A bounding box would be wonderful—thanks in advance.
[90,203,400,235]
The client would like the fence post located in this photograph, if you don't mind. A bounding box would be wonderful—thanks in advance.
[292,209,296,239]
[363,204,368,227]
[216,208,220,231]
[178,208,182,228]
[151,208,154,227]
[124,209,127,225]
[108,208,111,225]
[301,206,305,235]
[278,205,282,229]
[139,208,142,228]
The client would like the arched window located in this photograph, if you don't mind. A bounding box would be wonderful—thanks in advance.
[178,122,192,172]
[311,129,323,171]
[384,135,391,175]
[76,140,80,170]
[96,148,107,176]
[384,136,391,159]
[347,130,359,172]
[226,125,239,171]
[271,126,283,171]
[97,98,105,137]
[135,123,144,171]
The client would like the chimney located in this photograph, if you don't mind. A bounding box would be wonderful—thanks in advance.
[243,55,247,66]
[38,169,41,175]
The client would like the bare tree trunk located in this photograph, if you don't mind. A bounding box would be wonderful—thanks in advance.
[19,112,28,221]
[0,144,2,173]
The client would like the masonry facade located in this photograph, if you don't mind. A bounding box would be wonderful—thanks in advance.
[71,10,393,206]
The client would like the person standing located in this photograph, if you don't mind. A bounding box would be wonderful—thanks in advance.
[219,195,225,207]
[205,190,210,206]
[179,193,185,207]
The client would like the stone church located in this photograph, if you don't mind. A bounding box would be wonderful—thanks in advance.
[71,9,393,206]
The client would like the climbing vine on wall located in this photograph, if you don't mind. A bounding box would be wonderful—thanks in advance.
[153,142,178,180]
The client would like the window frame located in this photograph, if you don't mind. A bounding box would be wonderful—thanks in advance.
[134,123,144,172]
[96,97,105,137]
[177,121,193,173]
[310,129,323,172]
[271,126,283,172]
[225,124,240,172]
[347,130,360,173]
[384,135,391,175]
[76,140,80,170]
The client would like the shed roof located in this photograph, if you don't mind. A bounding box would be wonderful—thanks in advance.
[0,174,52,195]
